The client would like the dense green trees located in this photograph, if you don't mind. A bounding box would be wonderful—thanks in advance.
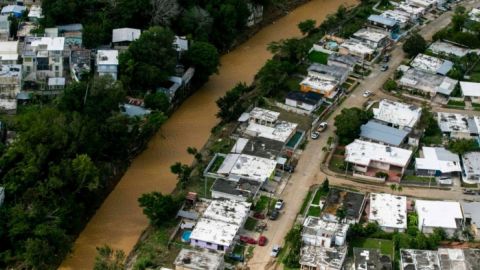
[403,33,427,58]
[144,92,170,113]
[0,77,167,269]
[184,41,220,84]
[93,245,126,270]
[334,108,372,145]
[298,19,316,35]
[138,192,181,227]
[447,139,480,155]
[216,83,251,122]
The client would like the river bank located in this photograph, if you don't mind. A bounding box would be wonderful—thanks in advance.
[59,0,357,268]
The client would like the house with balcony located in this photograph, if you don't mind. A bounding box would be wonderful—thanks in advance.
[345,139,413,182]
[367,15,399,35]
[300,64,348,99]
[351,28,391,52]
[0,64,21,112]
[96,50,119,80]
[22,37,65,82]
[302,216,349,247]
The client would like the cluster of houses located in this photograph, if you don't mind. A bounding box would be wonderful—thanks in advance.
[342,99,480,184]
[299,188,480,270]
[400,248,480,270]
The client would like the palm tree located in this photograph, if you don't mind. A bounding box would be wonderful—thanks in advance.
[397,185,403,193]
[390,184,397,193]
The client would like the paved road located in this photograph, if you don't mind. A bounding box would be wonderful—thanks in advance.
[246,2,480,269]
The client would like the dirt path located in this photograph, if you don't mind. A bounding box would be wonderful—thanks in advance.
[247,3,480,268]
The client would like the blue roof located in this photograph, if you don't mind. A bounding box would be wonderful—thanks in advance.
[436,60,454,76]
[368,15,397,27]
[360,121,409,146]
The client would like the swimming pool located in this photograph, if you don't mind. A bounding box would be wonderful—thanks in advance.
[181,230,192,242]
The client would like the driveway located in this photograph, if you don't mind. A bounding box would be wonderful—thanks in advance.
[247,2,480,269]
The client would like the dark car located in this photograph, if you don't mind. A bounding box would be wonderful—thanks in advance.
[253,212,265,219]
[269,209,280,220]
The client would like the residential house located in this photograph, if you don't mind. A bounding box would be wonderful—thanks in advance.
[0,41,18,64]
[437,248,480,270]
[16,22,36,42]
[464,8,480,33]
[360,120,409,147]
[1,5,26,18]
[301,216,349,247]
[70,49,91,82]
[174,248,224,270]
[398,67,458,97]
[27,5,43,22]
[189,200,251,252]
[321,188,366,224]
[428,41,470,58]
[380,10,412,29]
[367,15,399,35]
[462,202,480,239]
[0,64,21,112]
[96,50,118,80]
[400,249,440,270]
[299,245,347,270]
[173,36,189,55]
[157,66,195,101]
[339,39,375,61]
[353,248,392,270]
[300,68,339,99]
[408,0,439,9]
[398,2,426,19]
[415,200,463,236]
[214,153,277,183]
[246,3,264,27]
[437,112,480,139]
[415,147,461,177]
[410,53,453,75]
[345,139,413,181]
[120,104,151,118]
[306,63,350,85]
[373,99,422,130]
[351,28,391,52]
[327,53,358,71]
[243,107,298,144]
[57,24,83,48]
[368,193,407,232]
[112,28,141,47]
[285,91,323,112]
[47,77,65,91]
[460,81,480,103]
[230,136,284,159]
[0,15,10,40]
[461,152,480,183]
[22,37,65,81]
[210,178,261,202]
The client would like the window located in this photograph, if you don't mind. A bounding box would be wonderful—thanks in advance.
[206,242,212,246]
[218,245,224,251]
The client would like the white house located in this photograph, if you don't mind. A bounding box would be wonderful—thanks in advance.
[415,147,461,177]
[460,81,480,103]
[339,39,375,60]
[22,37,65,81]
[461,152,480,184]
[415,200,463,236]
[398,67,458,97]
[245,107,297,143]
[112,28,141,46]
[27,5,43,22]
[410,54,453,76]
[300,245,347,270]
[437,112,480,139]
[369,193,407,232]
[189,200,250,252]
[215,153,277,183]
[0,41,19,65]
[352,28,390,51]
[96,50,119,80]
[174,248,224,270]
[428,41,470,58]
[301,216,349,247]
[373,99,422,130]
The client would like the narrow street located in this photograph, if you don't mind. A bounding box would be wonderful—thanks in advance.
[247,1,480,269]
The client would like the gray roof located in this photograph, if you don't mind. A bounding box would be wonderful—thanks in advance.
[360,121,409,146]
[354,248,392,270]
[467,118,479,134]
[437,60,454,76]
[435,147,460,162]
[368,14,398,27]
[327,53,359,67]
[211,178,261,199]
[308,63,349,82]
[241,136,284,159]
[462,202,480,227]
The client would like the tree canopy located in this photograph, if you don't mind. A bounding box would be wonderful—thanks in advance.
[402,33,427,57]
[138,192,181,227]
[184,41,220,84]
[334,107,372,145]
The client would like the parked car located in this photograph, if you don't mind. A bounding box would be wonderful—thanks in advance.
[253,212,265,219]
[275,199,284,210]
[240,235,257,244]
[383,55,390,62]
[311,131,320,140]
[463,189,476,195]
[381,64,389,71]
[363,90,372,98]
[282,164,295,173]
[271,245,281,257]
[269,209,280,220]
[317,122,328,132]
[258,235,267,246]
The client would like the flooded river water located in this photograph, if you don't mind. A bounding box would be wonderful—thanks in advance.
[60,0,357,268]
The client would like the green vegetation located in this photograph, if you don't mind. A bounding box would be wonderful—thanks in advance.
[138,192,182,228]
[244,217,258,231]
[307,206,322,217]
[299,190,314,215]
[384,79,398,91]
[447,139,480,155]
[433,6,480,49]
[447,99,466,107]
[298,19,317,36]
[349,238,394,257]
[282,224,302,269]
[330,155,347,172]
[418,108,443,146]
[216,83,252,122]
[334,107,373,145]
[93,245,126,270]
[403,175,436,184]
[308,51,329,64]
[210,138,235,154]
[254,195,271,212]
[208,155,225,173]
[403,33,427,57]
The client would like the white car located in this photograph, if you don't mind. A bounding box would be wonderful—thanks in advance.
[271,245,281,257]
[275,199,284,210]
[311,131,320,140]
[317,122,328,132]
[363,90,372,98]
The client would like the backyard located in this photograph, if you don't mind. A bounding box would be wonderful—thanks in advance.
[349,238,395,258]
[308,51,329,64]
[402,175,436,186]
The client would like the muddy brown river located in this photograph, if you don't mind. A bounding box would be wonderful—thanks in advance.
[60,0,357,268]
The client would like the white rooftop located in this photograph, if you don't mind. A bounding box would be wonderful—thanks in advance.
[373,99,422,128]
[353,28,388,44]
[300,245,347,270]
[399,67,458,95]
[469,8,480,22]
[410,54,453,75]
[303,216,349,235]
[96,50,119,65]
[28,5,43,19]
[437,112,480,135]
[246,121,297,143]
[217,154,277,182]
[112,28,141,43]
[30,37,65,51]
[340,40,375,55]
[415,200,463,230]
[47,77,66,86]
[399,2,426,15]
[249,107,280,123]
[381,9,411,24]
[460,81,480,97]
[0,41,18,61]
[202,200,251,226]
[345,139,413,167]
[429,41,470,58]
[369,193,407,230]
[300,75,338,93]
[174,248,224,270]
[415,147,461,174]
[462,152,480,179]
[189,218,238,246]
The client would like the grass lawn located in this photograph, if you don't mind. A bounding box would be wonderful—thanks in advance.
[210,138,235,154]
[254,195,270,212]
[329,155,346,173]
[350,238,395,257]
[207,155,225,173]
[244,217,258,231]
[422,135,443,146]
[188,176,215,198]
[402,175,436,184]
[299,190,313,215]
[308,51,329,64]
[307,206,322,217]
[472,103,480,110]
[311,188,327,205]
[447,100,465,107]
[468,62,480,82]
